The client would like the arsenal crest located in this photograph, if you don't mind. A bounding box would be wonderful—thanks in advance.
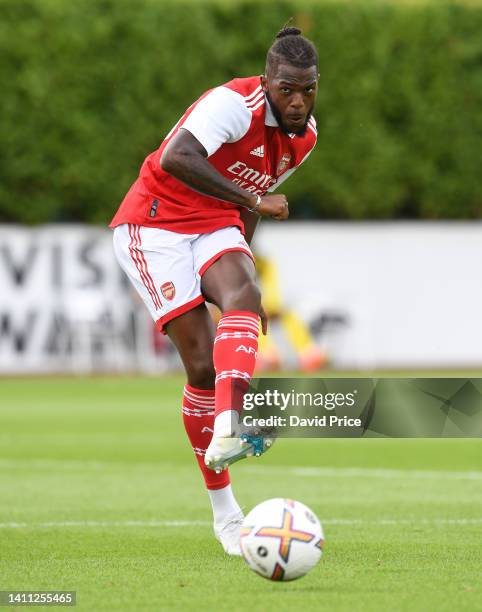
[160,281,175,301]
[277,153,291,176]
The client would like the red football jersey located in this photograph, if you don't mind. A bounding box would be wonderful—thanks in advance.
[109,76,317,235]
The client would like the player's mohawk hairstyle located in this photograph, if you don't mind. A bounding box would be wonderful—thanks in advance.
[266,22,318,74]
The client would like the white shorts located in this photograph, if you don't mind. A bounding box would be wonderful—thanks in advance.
[112,223,254,333]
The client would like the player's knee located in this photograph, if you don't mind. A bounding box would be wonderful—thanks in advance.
[224,279,261,313]
[241,278,261,305]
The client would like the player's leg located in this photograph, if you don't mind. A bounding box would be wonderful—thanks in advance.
[201,251,262,440]
[165,305,243,555]
[164,301,215,389]
[201,249,261,312]
[192,228,274,471]
[202,249,261,431]
[112,224,242,554]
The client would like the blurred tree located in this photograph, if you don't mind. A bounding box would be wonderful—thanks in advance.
[0,0,480,223]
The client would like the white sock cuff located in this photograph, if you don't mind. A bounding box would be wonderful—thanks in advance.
[208,484,242,523]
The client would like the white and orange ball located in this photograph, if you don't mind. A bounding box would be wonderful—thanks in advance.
[240,498,324,581]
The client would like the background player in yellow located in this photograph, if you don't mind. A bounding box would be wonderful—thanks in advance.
[255,252,327,372]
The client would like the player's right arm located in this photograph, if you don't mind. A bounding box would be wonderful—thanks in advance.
[161,130,288,220]
[159,86,288,220]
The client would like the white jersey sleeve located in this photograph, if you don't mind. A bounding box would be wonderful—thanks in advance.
[181,87,251,157]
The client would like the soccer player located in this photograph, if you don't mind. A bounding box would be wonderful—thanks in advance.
[110,26,319,555]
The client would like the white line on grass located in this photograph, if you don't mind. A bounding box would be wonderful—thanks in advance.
[0,520,211,529]
[0,518,481,529]
[243,465,482,481]
[1,459,481,481]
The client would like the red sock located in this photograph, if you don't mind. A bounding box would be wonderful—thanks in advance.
[213,310,260,418]
[182,384,230,490]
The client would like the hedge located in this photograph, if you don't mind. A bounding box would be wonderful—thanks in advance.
[0,0,481,222]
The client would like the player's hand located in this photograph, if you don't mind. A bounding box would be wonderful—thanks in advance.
[259,304,268,335]
[258,194,289,221]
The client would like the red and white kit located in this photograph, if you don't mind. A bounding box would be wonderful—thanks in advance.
[112,224,253,331]
[110,75,317,331]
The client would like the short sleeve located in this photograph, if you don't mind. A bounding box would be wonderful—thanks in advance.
[181,87,251,157]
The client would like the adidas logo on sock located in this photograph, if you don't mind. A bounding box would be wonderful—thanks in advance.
[250,145,264,157]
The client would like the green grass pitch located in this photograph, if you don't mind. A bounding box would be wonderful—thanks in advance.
[1,376,481,611]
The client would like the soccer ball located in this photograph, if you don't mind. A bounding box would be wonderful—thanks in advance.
[239,498,324,581]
